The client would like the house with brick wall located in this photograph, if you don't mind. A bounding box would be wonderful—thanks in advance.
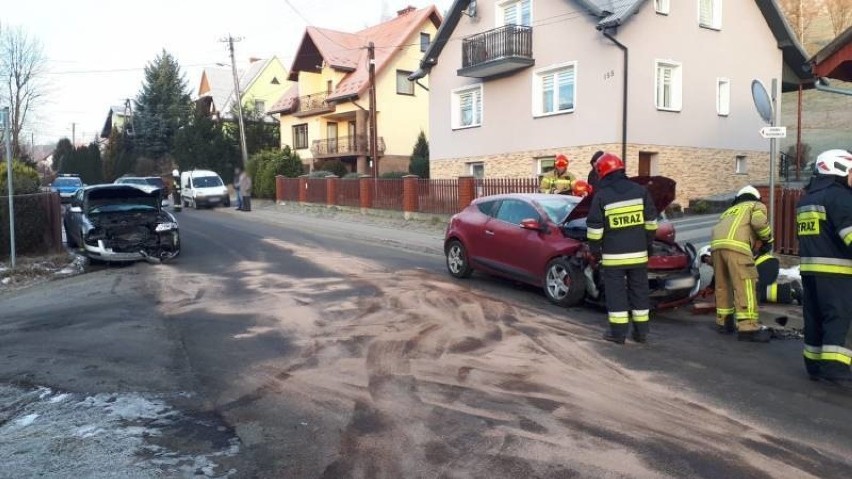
[410,0,811,206]
[269,5,441,176]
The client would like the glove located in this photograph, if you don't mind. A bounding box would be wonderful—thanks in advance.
[758,240,773,255]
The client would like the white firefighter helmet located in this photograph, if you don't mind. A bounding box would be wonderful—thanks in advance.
[815,149,852,177]
[736,185,761,200]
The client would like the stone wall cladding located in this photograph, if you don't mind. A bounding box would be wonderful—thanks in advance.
[430,144,770,206]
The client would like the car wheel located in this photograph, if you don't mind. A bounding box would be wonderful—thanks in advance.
[543,257,585,307]
[445,239,473,278]
[224,197,231,207]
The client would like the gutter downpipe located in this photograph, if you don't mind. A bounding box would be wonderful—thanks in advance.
[602,29,628,167]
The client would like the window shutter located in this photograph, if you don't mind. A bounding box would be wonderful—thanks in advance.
[504,3,518,25]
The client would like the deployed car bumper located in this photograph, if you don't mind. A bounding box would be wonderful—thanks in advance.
[194,195,229,206]
[649,269,701,308]
[81,230,180,262]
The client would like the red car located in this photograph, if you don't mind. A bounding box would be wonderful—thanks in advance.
[443,176,700,309]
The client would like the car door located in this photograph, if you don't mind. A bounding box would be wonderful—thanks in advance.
[484,199,546,283]
[462,199,502,267]
[64,189,85,246]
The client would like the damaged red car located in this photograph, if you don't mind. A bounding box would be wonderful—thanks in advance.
[443,176,699,309]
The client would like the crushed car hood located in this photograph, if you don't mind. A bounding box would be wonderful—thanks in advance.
[87,184,162,201]
[563,176,676,223]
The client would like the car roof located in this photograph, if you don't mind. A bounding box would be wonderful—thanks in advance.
[473,193,582,203]
[84,183,161,195]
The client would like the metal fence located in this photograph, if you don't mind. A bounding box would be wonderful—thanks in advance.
[0,191,63,259]
[337,178,361,207]
[417,179,459,215]
[477,177,539,196]
[372,178,404,211]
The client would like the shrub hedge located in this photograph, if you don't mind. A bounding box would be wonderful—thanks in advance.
[0,162,51,259]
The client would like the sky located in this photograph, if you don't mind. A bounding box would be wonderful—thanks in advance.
[3,0,454,148]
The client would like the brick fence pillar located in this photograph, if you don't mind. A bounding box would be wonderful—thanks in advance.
[458,175,476,211]
[402,175,419,220]
[275,175,285,203]
[326,175,339,208]
[298,176,308,204]
[359,176,373,213]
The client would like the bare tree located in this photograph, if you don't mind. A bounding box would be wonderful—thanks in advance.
[825,0,852,36]
[778,0,825,48]
[0,24,47,159]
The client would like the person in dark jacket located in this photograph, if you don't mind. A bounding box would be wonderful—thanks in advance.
[587,153,658,344]
[587,150,604,189]
[796,149,852,385]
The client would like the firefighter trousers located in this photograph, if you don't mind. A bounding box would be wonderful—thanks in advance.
[802,275,852,380]
[602,266,650,339]
[712,249,760,332]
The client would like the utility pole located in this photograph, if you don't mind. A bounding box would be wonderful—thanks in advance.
[795,0,804,181]
[72,122,76,146]
[3,108,15,269]
[368,42,378,177]
[222,34,249,169]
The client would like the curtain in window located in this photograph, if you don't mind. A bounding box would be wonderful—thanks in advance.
[459,90,481,126]
[503,0,531,26]
[557,69,574,111]
[541,68,574,114]
[699,0,714,26]
[717,80,730,115]
[656,65,672,108]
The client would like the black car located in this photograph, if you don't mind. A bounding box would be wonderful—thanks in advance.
[64,184,180,262]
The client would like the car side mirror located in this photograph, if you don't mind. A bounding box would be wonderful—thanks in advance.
[520,218,545,231]
[69,206,83,213]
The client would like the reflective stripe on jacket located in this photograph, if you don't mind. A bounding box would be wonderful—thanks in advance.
[539,171,575,194]
[710,200,772,256]
[587,173,658,268]
[796,176,852,276]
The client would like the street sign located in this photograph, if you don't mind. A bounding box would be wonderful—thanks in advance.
[760,126,787,139]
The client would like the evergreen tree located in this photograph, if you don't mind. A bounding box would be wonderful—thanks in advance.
[225,102,281,156]
[409,130,430,178]
[53,138,74,173]
[134,50,192,160]
[173,112,240,182]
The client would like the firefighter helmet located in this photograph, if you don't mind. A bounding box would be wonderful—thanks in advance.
[555,154,569,169]
[736,185,761,200]
[594,153,624,179]
[815,149,852,177]
[572,179,593,197]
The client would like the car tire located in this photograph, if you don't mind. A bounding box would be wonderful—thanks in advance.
[543,257,585,307]
[224,197,231,208]
[445,239,473,279]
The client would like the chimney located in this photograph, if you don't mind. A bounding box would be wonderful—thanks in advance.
[397,5,416,16]
[249,57,261,63]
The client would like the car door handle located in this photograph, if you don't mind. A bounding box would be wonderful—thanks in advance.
[485,230,495,236]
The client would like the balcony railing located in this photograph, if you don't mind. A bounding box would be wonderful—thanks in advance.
[311,134,386,158]
[294,91,334,117]
[458,24,534,79]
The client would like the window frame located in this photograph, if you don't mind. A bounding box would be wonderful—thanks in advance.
[538,157,555,175]
[655,0,670,14]
[452,84,484,130]
[716,77,730,116]
[497,0,532,27]
[532,62,577,118]
[654,60,683,112]
[735,155,747,174]
[292,123,308,150]
[699,0,722,30]
[396,70,415,96]
[468,162,485,178]
[420,32,430,52]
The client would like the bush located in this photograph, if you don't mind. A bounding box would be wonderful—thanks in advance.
[307,170,335,178]
[0,161,49,258]
[688,200,710,214]
[320,160,348,178]
[343,172,362,179]
[380,171,407,178]
[246,147,302,198]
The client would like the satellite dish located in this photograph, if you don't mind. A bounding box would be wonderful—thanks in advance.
[751,79,773,124]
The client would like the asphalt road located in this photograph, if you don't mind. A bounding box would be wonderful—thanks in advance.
[0,205,849,478]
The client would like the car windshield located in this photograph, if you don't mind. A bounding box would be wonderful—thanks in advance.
[145,177,165,188]
[54,178,82,187]
[193,176,223,188]
[536,196,581,223]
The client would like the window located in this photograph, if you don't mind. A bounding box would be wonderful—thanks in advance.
[538,157,555,174]
[655,0,670,14]
[254,100,265,113]
[499,0,531,26]
[469,162,485,178]
[655,60,682,111]
[293,124,308,149]
[271,77,280,85]
[420,32,430,52]
[533,63,576,117]
[699,0,722,29]
[496,199,539,225]
[452,85,483,129]
[716,78,730,116]
[396,70,414,95]
[736,155,747,174]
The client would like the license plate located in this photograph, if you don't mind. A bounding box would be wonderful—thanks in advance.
[209,197,220,203]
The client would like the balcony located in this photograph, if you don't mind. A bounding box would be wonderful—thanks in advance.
[311,134,386,159]
[458,25,534,79]
[293,91,334,117]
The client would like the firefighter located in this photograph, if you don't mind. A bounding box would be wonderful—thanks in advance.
[796,149,852,385]
[710,185,774,342]
[587,153,658,344]
[697,246,802,305]
[572,179,593,197]
[540,154,575,194]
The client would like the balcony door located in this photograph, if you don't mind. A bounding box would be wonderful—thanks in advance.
[327,122,338,154]
[348,121,357,152]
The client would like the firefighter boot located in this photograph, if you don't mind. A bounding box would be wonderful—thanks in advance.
[737,327,772,343]
[716,315,735,335]
[602,331,626,345]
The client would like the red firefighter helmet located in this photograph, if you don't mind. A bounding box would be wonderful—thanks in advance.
[572,179,593,197]
[554,154,569,169]
[595,153,625,179]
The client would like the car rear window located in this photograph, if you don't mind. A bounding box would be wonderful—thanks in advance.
[476,200,500,217]
[54,178,82,187]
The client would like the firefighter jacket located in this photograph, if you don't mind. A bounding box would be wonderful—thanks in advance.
[539,170,576,194]
[586,171,658,268]
[710,197,773,257]
[796,175,852,276]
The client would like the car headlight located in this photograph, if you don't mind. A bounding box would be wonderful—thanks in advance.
[155,222,178,232]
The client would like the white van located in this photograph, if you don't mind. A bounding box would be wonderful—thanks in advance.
[180,169,230,208]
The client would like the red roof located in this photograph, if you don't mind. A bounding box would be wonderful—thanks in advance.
[269,5,440,114]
